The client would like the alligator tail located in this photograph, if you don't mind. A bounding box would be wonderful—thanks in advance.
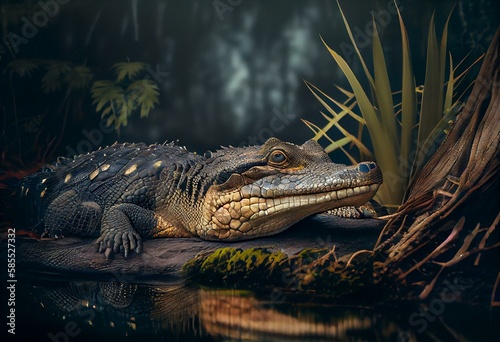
[1,167,57,235]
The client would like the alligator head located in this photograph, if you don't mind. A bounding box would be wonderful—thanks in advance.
[189,138,382,240]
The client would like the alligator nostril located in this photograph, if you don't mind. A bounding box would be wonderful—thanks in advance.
[359,162,377,173]
[359,163,370,173]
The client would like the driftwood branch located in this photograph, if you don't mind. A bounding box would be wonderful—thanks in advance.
[13,216,384,278]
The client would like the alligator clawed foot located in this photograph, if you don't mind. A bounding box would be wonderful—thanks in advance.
[94,230,143,260]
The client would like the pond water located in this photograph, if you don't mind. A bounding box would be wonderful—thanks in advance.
[11,275,499,341]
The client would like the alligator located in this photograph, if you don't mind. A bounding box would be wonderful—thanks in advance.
[18,137,382,259]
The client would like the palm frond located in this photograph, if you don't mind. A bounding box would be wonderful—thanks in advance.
[113,62,148,82]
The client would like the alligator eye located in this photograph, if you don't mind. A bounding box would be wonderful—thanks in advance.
[269,150,287,165]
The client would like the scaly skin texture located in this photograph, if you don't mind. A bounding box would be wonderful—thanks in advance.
[19,138,382,259]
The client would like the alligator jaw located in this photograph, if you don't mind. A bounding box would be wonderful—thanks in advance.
[200,182,380,240]
[196,139,383,241]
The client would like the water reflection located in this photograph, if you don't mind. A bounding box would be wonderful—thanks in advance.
[16,277,497,341]
[23,280,200,340]
[199,290,374,341]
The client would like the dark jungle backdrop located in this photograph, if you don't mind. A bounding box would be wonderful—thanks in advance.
[1,0,498,170]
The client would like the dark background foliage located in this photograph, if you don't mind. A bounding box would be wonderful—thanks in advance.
[1,0,498,167]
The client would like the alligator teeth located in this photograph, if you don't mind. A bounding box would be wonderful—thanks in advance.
[355,186,366,194]
[274,203,284,212]
[337,189,347,199]
[370,184,379,191]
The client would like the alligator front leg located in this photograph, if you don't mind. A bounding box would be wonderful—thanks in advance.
[95,203,156,259]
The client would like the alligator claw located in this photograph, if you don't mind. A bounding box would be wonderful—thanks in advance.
[104,247,113,260]
[95,229,142,260]
[128,232,136,250]
[135,244,143,254]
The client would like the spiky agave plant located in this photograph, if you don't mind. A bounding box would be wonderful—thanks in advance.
[303,3,480,210]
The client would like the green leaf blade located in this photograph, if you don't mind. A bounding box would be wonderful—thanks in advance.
[372,17,399,151]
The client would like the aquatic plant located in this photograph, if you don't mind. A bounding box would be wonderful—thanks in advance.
[303,3,480,209]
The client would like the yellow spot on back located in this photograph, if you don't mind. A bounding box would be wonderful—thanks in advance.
[124,164,137,175]
[40,188,46,197]
[89,169,99,180]
[100,164,110,171]
[41,178,47,184]
[153,161,163,168]
[64,174,72,183]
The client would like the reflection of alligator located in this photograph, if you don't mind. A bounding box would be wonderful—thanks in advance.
[20,280,199,340]
[19,137,382,259]
[21,280,488,341]
[21,280,380,340]
[199,289,376,340]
